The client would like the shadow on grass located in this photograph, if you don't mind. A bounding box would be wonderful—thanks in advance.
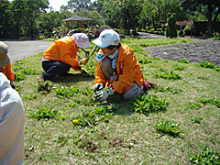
[100,91,167,117]
[52,73,95,83]
[93,93,134,116]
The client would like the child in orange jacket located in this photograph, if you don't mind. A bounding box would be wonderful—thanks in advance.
[92,29,156,102]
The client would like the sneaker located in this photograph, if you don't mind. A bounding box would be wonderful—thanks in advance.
[38,74,44,83]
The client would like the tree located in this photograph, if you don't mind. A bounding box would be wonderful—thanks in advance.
[37,11,63,36]
[142,0,184,30]
[67,0,92,12]
[181,0,220,37]
[21,0,49,38]
[10,0,26,39]
[97,0,144,34]
[0,0,11,38]
[119,0,144,34]
[77,10,105,27]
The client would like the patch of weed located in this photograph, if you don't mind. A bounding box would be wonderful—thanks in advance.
[197,97,220,108]
[197,76,210,80]
[177,59,189,63]
[130,94,168,114]
[190,146,220,164]
[72,105,114,127]
[186,101,202,110]
[172,64,185,70]
[153,71,182,80]
[155,120,184,137]
[191,117,203,124]
[55,86,79,98]
[37,81,54,94]
[138,58,152,64]
[198,61,219,71]
[30,106,66,120]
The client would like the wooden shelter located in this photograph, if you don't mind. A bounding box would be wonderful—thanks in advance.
[61,15,93,34]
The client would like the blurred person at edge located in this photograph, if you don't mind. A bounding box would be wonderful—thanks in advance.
[38,33,90,82]
[0,41,16,89]
[92,29,156,102]
[0,46,24,164]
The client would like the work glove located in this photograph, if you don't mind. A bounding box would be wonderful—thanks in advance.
[93,83,104,92]
[95,87,115,102]
[79,58,88,65]
[143,81,156,91]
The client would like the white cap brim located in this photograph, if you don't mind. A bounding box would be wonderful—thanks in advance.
[92,38,110,48]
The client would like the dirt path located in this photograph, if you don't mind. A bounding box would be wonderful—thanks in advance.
[138,32,220,66]
[143,40,220,66]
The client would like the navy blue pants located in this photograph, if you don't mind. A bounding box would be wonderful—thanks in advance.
[42,61,71,80]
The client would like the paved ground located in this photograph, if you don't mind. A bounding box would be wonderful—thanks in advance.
[3,40,53,63]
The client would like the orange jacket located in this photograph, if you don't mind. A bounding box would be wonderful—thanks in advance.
[95,44,144,94]
[43,36,80,71]
[0,62,15,82]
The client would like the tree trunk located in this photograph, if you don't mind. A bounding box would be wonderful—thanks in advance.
[213,6,220,23]
[152,17,155,30]
[127,19,131,35]
[30,22,34,38]
[207,3,213,37]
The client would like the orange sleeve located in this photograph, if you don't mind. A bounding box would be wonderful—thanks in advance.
[94,61,108,86]
[112,51,134,94]
[0,63,15,82]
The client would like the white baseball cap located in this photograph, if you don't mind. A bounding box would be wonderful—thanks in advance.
[71,33,91,49]
[92,29,120,48]
[0,41,10,67]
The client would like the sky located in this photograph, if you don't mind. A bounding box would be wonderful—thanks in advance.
[48,0,69,11]
[48,0,95,11]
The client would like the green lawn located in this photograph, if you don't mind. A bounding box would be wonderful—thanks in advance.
[12,38,219,164]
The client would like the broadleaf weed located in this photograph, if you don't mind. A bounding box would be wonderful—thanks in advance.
[30,106,66,120]
[130,95,168,114]
[55,86,79,98]
[153,71,182,80]
[190,146,220,164]
[155,120,184,137]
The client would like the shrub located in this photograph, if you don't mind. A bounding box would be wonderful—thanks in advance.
[166,13,177,38]
[178,30,185,37]
[183,23,192,36]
